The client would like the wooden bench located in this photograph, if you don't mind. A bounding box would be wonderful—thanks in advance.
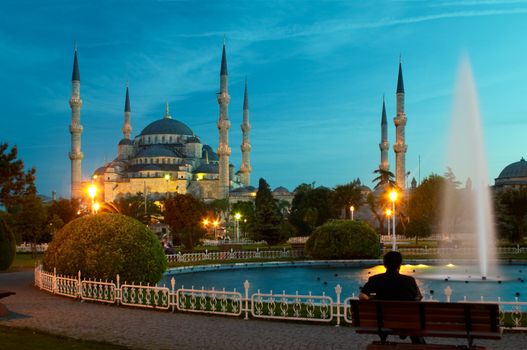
[0,290,15,317]
[349,300,501,349]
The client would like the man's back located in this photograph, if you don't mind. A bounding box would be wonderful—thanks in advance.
[361,271,422,301]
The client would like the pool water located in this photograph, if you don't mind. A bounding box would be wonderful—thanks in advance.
[163,263,527,302]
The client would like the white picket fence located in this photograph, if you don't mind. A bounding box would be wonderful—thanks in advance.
[396,247,527,256]
[166,249,303,263]
[34,265,527,330]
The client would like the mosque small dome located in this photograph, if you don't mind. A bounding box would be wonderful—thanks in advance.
[193,163,219,174]
[139,118,194,136]
[118,139,133,146]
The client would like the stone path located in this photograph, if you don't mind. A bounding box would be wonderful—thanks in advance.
[0,270,525,350]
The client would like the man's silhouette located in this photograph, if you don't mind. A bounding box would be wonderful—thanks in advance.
[359,251,425,344]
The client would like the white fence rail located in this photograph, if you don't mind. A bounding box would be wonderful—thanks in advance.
[166,249,303,263]
[395,247,527,256]
[34,265,527,330]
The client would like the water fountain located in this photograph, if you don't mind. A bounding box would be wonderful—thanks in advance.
[439,55,497,279]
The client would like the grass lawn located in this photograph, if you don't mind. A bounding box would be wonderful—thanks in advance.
[0,326,134,350]
[3,253,43,272]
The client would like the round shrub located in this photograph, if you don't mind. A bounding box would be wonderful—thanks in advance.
[305,220,380,259]
[0,218,16,271]
[43,213,167,284]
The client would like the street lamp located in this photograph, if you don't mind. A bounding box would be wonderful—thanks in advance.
[93,202,100,214]
[164,174,170,196]
[87,184,97,214]
[385,209,392,239]
[234,213,241,241]
[389,189,398,251]
[212,219,219,239]
[350,205,355,221]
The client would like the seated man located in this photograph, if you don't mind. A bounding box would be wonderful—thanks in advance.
[359,251,425,344]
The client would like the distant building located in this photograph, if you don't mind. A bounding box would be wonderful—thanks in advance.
[494,158,527,190]
[69,44,255,203]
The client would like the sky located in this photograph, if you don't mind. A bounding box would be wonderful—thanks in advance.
[1,0,527,198]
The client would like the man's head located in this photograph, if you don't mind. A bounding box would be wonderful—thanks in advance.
[383,251,403,272]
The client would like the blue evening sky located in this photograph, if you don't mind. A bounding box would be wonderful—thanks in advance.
[1,0,526,197]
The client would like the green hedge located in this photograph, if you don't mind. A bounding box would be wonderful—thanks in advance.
[0,218,16,271]
[305,220,380,259]
[43,213,166,284]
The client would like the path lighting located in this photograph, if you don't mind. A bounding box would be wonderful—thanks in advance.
[164,173,170,196]
[202,218,209,227]
[350,205,355,221]
[93,202,100,214]
[389,189,398,251]
[87,184,97,214]
[385,209,392,239]
[234,213,241,241]
[212,219,219,238]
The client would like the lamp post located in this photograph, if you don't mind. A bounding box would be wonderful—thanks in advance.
[213,219,219,239]
[389,189,398,251]
[385,209,392,245]
[87,184,97,214]
[350,205,355,221]
[93,202,100,214]
[234,213,241,241]
[164,173,170,197]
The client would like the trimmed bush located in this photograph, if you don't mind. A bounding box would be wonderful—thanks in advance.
[305,220,380,259]
[43,213,166,284]
[0,218,16,271]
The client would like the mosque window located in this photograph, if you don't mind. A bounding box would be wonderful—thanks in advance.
[155,136,159,143]
[169,136,173,142]
[162,136,165,143]
[148,136,151,143]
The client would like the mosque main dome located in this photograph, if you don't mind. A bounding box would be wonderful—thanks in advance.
[494,158,527,190]
[139,118,194,136]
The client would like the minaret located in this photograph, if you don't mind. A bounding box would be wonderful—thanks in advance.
[69,47,84,199]
[379,96,389,171]
[239,79,252,187]
[393,59,408,190]
[216,43,231,198]
[122,85,132,139]
[164,101,171,119]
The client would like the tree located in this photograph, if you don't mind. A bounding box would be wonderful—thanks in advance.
[407,175,444,234]
[0,217,16,270]
[231,201,255,239]
[0,143,36,211]
[497,188,527,243]
[253,178,283,245]
[164,194,206,249]
[372,168,396,190]
[47,198,80,227]
[366,192,386,234]
[333,181,363,219]
[289,184,338,235]
[404,218,432,244]
[13,194,47,257]
[113,194,161,224]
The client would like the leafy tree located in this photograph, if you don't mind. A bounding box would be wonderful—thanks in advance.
[289,184,338,235]
[0,217,16,270]
[253,178,283,245]
[372,168,396,190]
[47,198,80,226]
[164,194,206,249]
[497,188,527,243]
[0,143,36,211]
[333,181,363,219]
[404,218,432,244]
[231,201,255,239]
[366,192,386,234]
[305,220,379,259]
[13,194,48,257]
[407,175,444,234]
[113,193,161,224]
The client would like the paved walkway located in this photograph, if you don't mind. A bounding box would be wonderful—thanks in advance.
[0,270,525,350]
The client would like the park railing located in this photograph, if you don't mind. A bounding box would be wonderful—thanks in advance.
[395,247,527,256]
[34,265,527,330]
[166,249,303,263]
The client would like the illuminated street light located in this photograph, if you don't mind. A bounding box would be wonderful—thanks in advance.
[164,174,170,196]
[93,202,100,214]
[385,209,392,239]
[87,184,97,214]
[234,213,241,241]
[212,219,219,239]
[389,189,398,251]
[350,205,355,221]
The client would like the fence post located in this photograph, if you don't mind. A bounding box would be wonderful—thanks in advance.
[171,277,176,312]
[444,286,452,303]
[243,280,250,320]
[116,274,121,305]
[335,284,342,326]
[78,270,82,299]
[53,267,57,294]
